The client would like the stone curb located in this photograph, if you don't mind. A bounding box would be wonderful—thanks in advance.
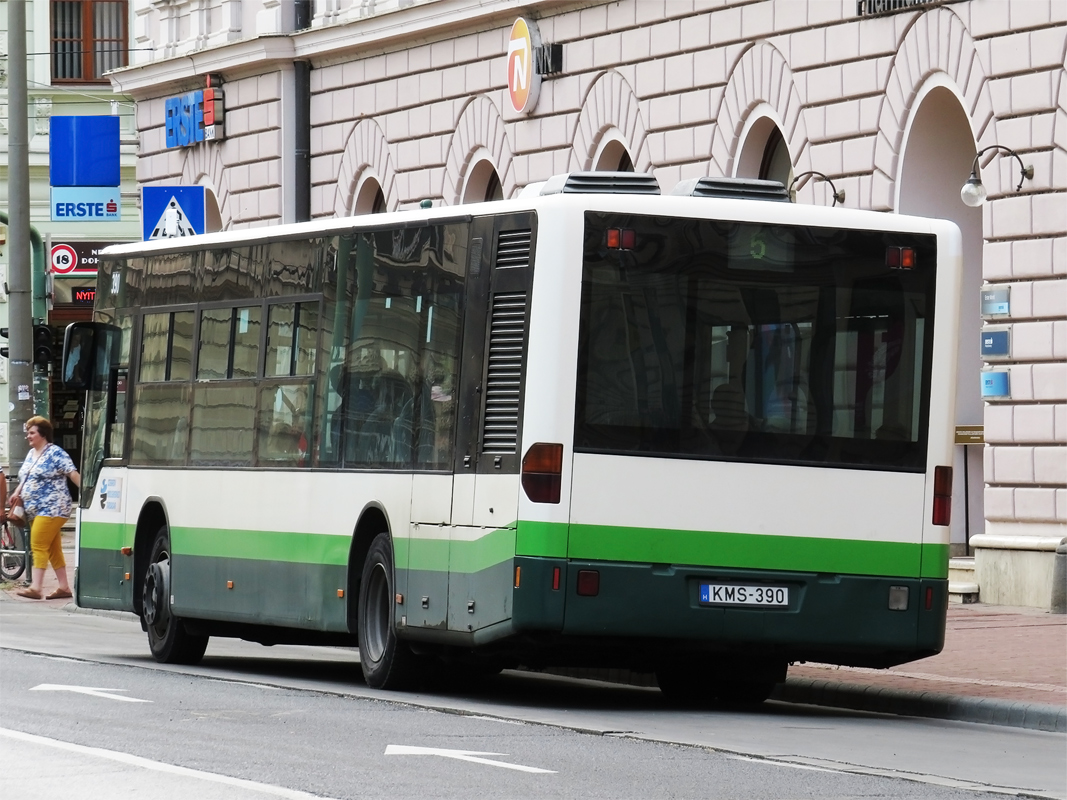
[772,677,1066,732]
[541,666,1066,732]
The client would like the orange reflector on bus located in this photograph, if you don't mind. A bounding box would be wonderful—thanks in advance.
[932,465,952,526]
[576,570,599,597]
[606,228,636,250]
[887,246,917,270]
[514,566,521,588]
[521,443,563,504]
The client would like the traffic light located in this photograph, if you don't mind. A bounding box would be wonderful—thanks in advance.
[0,327,7,359]
[33,324,53,366]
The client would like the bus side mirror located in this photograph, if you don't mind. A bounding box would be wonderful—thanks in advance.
[62,321,120,391]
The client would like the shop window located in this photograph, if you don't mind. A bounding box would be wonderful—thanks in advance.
[51,0,128,83]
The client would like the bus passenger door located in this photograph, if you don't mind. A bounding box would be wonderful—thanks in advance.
[450,214,533,632]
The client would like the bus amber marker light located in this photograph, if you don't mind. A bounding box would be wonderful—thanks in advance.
[886,246,916,270]
[932,466,952,526]
[521,442,563,504]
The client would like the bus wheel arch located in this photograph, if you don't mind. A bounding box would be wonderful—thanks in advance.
[132,499,169,617]
[346,504,390,635]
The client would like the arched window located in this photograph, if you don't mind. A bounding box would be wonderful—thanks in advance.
[353,178,386,215]
[594,138,634,172]
[462,158,503,203]
[735,115,791,186]
[759,127,791,184]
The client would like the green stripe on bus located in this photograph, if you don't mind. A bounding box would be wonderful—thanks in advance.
[81,520,947,580]
[403,528,517,574]
[920,543,950,579]
[516,520,946,579]
[516,520,569,557]
[170,527,350,566]
[79,521,135,550]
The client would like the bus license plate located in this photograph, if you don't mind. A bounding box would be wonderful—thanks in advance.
[699,584,789,607]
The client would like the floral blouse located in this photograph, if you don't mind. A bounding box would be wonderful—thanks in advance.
[19,443,76,518]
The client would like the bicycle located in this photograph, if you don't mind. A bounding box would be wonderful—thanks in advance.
[0,520,28,582]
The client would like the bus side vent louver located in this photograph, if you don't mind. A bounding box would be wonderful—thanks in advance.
[539,171,661,196]
[482,291,527,453]
[495,229,532,269]
[671,177,790,202]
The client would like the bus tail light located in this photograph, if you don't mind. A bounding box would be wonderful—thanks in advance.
[887,246,916,269]
[932,465,952,526]
[606,228,636,250]
[521,443,563,504]
[576,570,600,596]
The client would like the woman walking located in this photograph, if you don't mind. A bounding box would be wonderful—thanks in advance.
[13,416,80,600]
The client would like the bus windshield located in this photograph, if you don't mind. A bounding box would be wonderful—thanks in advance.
[575,212,936,471]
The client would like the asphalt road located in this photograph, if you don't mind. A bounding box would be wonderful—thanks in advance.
[1,601,1064,800]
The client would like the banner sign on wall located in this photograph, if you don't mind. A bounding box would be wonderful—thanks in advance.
[50,187,121,222]
[50,241,125,275]
[507,18,542,114]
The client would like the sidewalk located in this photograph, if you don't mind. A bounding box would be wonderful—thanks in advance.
[4,532,1065,731]
[779,603,1066,731]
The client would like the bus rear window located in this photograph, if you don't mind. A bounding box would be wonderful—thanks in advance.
[574,213,936,471]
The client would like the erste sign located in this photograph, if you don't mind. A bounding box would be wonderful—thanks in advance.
[165,88,224,148]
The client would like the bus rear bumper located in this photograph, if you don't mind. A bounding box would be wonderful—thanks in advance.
[512,556,947,669]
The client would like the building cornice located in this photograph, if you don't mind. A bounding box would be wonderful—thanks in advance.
[107,0,567,97]
[108,35,299,97]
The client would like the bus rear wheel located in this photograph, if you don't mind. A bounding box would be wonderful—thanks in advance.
[656,660,782,707]
[358,532,418,690]
[142,526,209,665]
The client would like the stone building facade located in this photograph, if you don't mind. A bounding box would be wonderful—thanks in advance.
[110,0,1065,606]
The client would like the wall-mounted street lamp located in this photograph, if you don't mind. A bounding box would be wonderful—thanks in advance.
[789,171,845,207]
[960,145,1034,208]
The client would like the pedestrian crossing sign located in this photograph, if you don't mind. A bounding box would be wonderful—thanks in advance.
[142,186,206,240]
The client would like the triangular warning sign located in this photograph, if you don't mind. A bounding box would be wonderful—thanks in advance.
[148,197,199,239]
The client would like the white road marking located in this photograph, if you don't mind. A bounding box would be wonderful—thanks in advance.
[385,744,556,773]
[30,683,151,703]
[0,728,343,800]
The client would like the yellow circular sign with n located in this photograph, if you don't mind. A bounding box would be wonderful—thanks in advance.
[507,18,542,114]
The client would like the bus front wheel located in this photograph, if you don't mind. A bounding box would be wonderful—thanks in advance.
[142,526,209,665]
[358,532,418,690]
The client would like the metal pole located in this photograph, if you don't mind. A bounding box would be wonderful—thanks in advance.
[7,0,35,471]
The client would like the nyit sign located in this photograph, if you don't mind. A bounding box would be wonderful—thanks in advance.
[166,77,225,148]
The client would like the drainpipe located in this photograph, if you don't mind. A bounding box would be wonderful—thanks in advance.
[294,61,311,223]
[294,0,311,223]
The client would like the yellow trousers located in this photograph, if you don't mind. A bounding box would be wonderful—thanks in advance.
[30,515,66,570]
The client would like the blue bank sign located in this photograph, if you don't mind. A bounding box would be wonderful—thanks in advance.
[50,115,122,221]
[51,187,122,221]
[165,87,225,148]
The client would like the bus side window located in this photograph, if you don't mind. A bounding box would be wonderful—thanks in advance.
[256,301,318,466]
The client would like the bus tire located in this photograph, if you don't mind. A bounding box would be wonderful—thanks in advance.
[716,679,777,706]
[655,664,717,707]
[358,532,418,690]
[142,525,208,665]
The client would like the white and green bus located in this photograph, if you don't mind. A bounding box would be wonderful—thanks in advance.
[63,172,961,703]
